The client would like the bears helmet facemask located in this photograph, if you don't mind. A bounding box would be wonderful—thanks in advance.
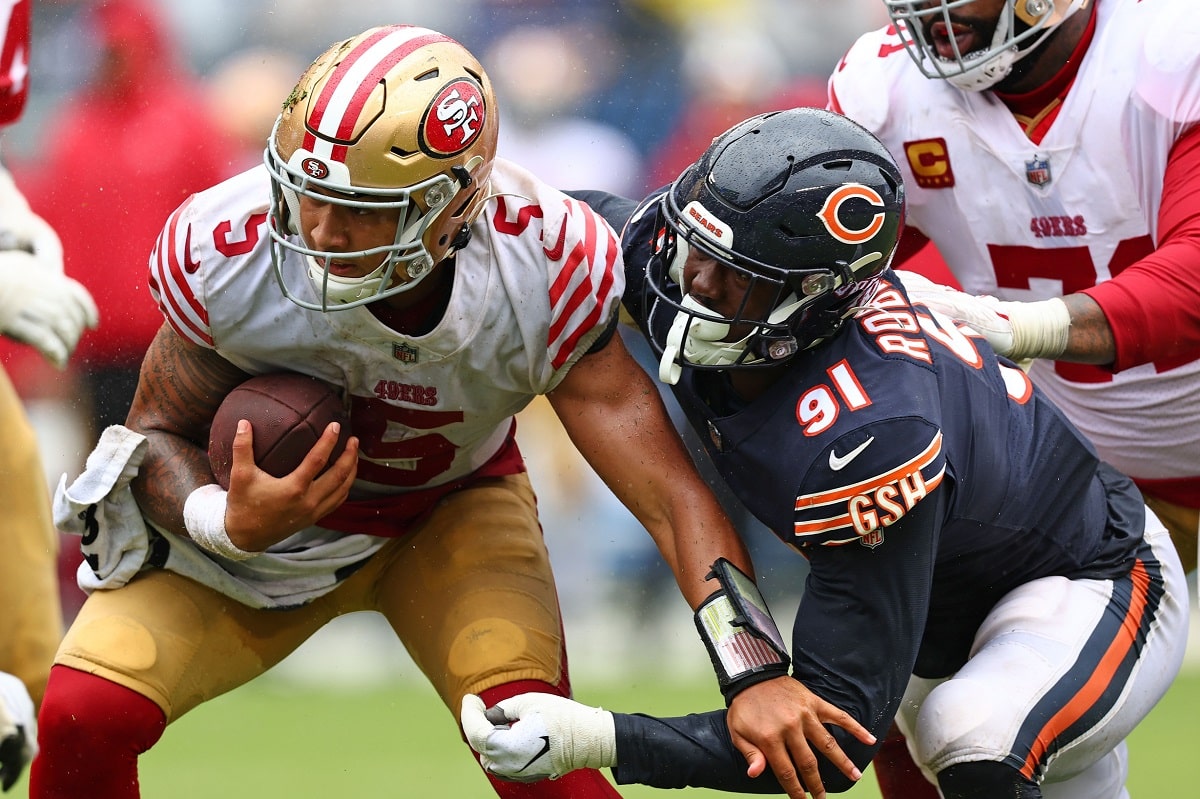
[644,107,905,385]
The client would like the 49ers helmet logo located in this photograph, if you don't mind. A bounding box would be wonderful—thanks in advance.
[301,158,330,179]
[817,183,887,245]
[421,78,486,157]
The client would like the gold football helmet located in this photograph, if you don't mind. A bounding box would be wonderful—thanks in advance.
[883,1,1091,91]
[265,25,499,310]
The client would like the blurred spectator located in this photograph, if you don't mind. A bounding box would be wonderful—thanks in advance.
[643,12,825,190]
[20,0,238,437]
[203,46,305,171]
[484,23,643,196]
[11,0,241,623]
[585,1,689,178]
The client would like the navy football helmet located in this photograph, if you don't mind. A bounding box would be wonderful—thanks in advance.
[645,107,905,384]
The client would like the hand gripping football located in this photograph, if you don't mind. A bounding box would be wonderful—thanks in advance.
[207,373,350,490]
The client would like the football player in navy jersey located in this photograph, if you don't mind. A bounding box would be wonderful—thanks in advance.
[461,108,1190,799]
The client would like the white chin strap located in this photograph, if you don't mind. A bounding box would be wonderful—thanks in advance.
[308,256,391,305]
[945,8,1016,91]
[657,293,803,385]
[303,208,434,307]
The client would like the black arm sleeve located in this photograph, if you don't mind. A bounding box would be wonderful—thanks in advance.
[610,488,947,794]
[612,710,784,793]
[788,487,944,787]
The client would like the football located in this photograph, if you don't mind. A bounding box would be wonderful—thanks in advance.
[207,373,350,490]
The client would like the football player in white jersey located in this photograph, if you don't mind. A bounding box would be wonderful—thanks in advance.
[0,0,98,790]
[826,1,1200,796]
[28,25,749,799]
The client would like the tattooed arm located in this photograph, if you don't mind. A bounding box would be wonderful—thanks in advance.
[126,324,252,536]
[127,324,358,551]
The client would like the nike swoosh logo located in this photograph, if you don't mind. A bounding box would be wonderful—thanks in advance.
[829,436,875,471]
[183,225,202,274]
[519,736,552,773]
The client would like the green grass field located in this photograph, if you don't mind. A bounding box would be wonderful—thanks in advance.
[8,662,1196,797]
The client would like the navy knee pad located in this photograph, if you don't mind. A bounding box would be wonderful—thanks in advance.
[938,759,1041,799]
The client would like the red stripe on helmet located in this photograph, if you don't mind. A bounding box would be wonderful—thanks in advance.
[302,26,454,161]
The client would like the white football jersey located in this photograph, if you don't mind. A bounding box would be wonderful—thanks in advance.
[830,0,1200,484]
[149,158,623,495]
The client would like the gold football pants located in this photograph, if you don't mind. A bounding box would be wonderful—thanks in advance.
[54,472,566,721]
[0,366,62,708]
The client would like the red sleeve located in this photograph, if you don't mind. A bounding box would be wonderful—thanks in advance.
[1082,124,1200,372]
[0,0,29,126]
[890,226,962,288]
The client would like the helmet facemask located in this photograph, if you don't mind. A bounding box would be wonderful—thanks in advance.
[883,1,1090,91]
[266,128,482,311]
[641,108,904,386]
[263,25,498,312]
[647,195,876,386]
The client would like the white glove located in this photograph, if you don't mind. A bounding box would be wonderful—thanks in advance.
[0,164,99,367]
[896,270,1070,362]
[0,671,37,792]
[461,693,616,783]
[0,164,61,263]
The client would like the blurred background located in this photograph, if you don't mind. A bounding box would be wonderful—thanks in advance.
[0,8,1195,795]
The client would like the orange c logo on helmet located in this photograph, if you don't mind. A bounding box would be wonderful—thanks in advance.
[817,183,886,245]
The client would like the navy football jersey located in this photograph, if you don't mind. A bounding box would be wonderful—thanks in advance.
[612,191,1145,723]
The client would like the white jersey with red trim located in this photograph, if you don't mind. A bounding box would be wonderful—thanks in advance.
[149,157,622,495]
[0,0,29,126]
[828,0,1200,486]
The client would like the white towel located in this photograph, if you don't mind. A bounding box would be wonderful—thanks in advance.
[54,425,387,609]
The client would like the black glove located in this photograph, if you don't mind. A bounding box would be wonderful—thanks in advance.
[0,725,29,791]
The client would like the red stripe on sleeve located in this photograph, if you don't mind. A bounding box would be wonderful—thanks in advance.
[547,203,620,368]
[152,206,213,346]
[0,0,30,125]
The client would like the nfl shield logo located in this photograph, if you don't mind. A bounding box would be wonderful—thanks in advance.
[392,342,419,363]
[1025,156,1052,186]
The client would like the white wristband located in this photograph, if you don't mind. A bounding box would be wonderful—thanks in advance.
[184,484,257,561]
[997,297,1071,362]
